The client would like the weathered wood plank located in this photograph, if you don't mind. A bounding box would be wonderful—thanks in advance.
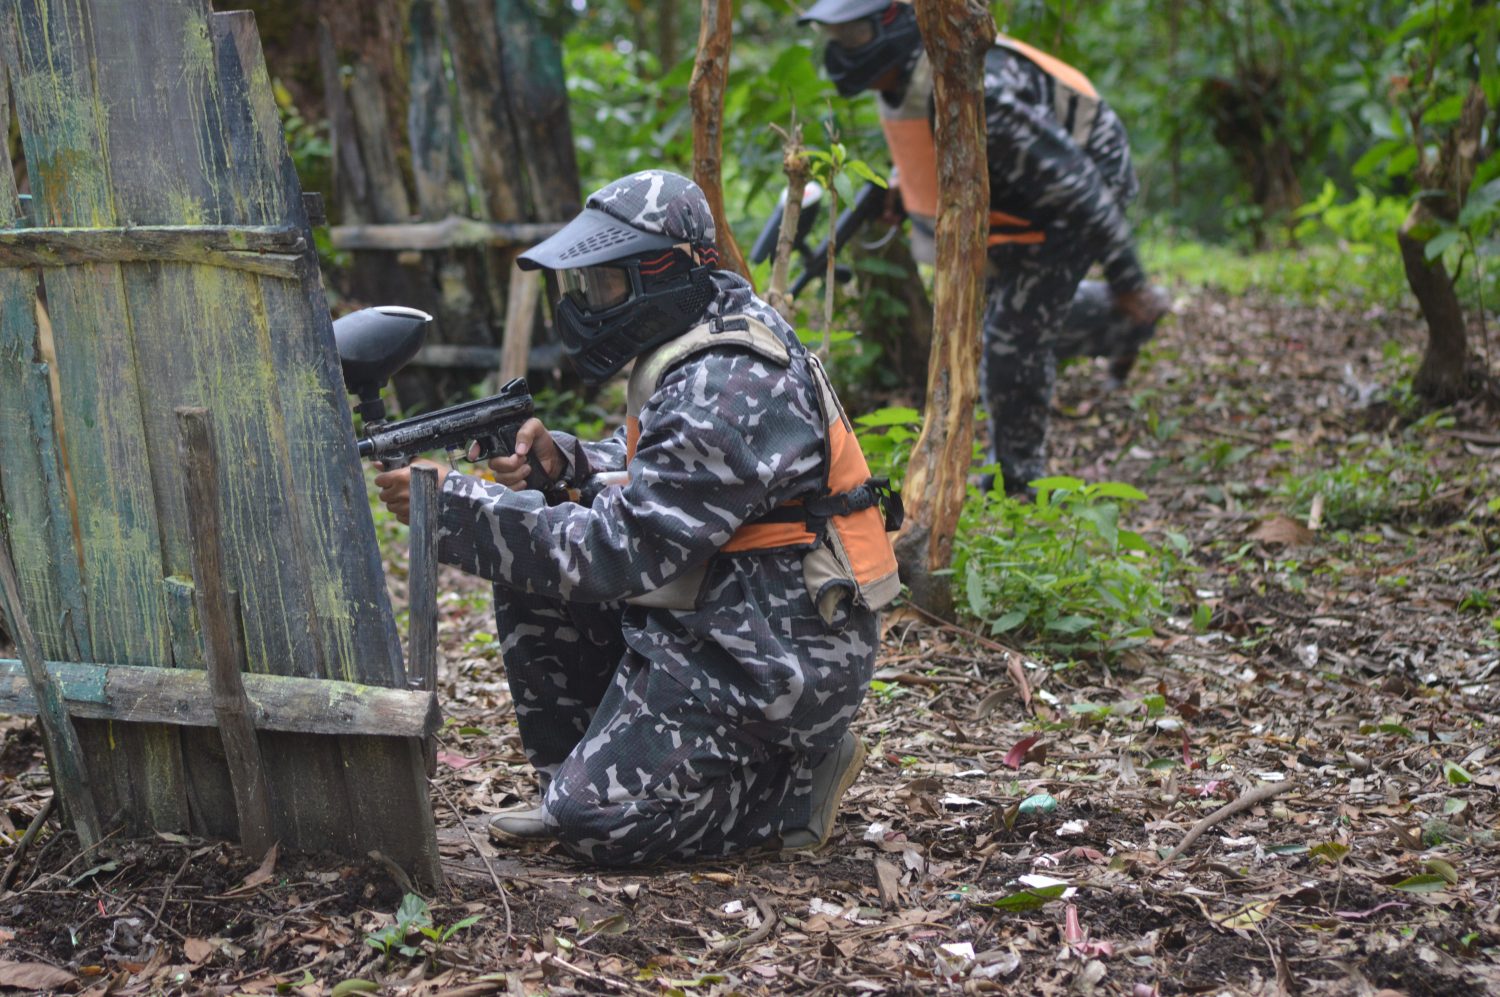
[407,466,440,697]
[0,527,101,847]
[162,577,205,669]
[11,0,186,836]
[500,263,542,384]
[213,11,406,684]
[328,217,565,251]
[178,408,275,859]
[0,224,305,278]
[407,0,463,221]
[214,13,438,885]
[89,0,327,683]
[0,659,442,739]
[0,57,81,663]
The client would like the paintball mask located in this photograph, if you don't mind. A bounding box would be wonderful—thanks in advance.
[520,170,720,384]
[800,0,924,97]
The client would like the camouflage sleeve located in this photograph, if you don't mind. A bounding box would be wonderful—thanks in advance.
[986,59,1145,293]
[435,349,824,603]
[547,425,629,482]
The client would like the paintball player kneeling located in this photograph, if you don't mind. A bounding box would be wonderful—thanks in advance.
[373,170,902,867]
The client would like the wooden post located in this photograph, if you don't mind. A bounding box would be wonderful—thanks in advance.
[0,524,101,849]
[893,0,996,616]
[408,465,440,697]
[690,0,751,280]
[408,464,441,775]
[176,408,275,860]
[499,262,542,385]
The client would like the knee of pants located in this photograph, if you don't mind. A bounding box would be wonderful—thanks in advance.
[542,786,675,868]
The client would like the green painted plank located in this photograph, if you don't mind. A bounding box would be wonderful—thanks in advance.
[0,50,84,662]
[10,0,185,836]
[212,12,405,686]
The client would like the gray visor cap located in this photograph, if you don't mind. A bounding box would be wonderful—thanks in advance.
[517,207,678,272]
[797,0,893,25]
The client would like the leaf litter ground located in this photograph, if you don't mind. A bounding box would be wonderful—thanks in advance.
[1,291,1498,995]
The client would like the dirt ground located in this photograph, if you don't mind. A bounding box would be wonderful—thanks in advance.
[2,290,1498,995]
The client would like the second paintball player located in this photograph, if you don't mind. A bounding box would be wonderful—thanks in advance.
[800,0,1167,494]
[374,170,901,866]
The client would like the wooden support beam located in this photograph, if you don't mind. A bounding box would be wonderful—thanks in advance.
[177,407,275,859]
[328,216,564,252]
[0,658,442,740]
[0,528,102,849]
[408,465,441,777]
[500,262,542,384]
[0,225,306,279]
[407,466,440,697]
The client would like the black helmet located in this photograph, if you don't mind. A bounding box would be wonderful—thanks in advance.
[519,170,720,384]
[798,0,923,98]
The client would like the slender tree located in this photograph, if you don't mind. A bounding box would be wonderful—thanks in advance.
[689,0,752,279]
[893,0,995,616]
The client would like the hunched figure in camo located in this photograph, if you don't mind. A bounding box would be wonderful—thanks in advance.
[373,170,900,867]
[799,0,1168,494]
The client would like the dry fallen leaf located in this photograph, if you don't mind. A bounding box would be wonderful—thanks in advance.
[1248,516,1316,546]
[0,961,77,992]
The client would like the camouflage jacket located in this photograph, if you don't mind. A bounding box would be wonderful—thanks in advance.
[980,44,1145,292]
[436,272,878,727]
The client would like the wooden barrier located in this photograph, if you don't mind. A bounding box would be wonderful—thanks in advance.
[0,0,441,885]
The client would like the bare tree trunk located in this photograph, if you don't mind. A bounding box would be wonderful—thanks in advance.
[689,0,751,280]
[1406,84,1487,405]
[1401,207,1470,404]
[894,0,994,617]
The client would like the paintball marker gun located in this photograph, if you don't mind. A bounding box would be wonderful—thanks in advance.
[333,306,553,491]
[749,179,895,298]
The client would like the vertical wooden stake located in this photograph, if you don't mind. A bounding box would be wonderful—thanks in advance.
[176,407,275,859]
[894,0,996,616]
[499,262,542,385]
[690,0,751,280]
[407,464,441,775]
[0,526,101,849]
[766,116,809,318]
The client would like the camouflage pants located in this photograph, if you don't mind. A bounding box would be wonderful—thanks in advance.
[493,582,870,866]
[983,118,1141,492]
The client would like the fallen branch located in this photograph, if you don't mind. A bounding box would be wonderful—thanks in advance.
[0,796,53,890]
[712,894,776,955]
[433,778,514,943]
[1160,780,1298,865]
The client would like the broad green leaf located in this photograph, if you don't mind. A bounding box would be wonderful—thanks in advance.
[1424,858,1460,884]
[1310,841,1350,863]
[1091,481,1149,501]
[1392,874,1449,893]
[1443,761,1473,785]
[979,883,1068,911]
[1424,229,1460,261]
[856,406,920,427]
[990,608,1028,634]
[331,980,379,996]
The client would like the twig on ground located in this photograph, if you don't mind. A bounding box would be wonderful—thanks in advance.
[433,777,514,943]
[0,795,54,891]
[1159,780,1299,865]
[712,894,776,955]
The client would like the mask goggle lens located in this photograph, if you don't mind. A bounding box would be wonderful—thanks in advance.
[818,17,877,50]
[559,265,632,311]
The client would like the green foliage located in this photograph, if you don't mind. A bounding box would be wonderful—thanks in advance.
[365,894,480,965]
[1276,436,1444,529]
[852,406,921,490]
[953,476,1180,652]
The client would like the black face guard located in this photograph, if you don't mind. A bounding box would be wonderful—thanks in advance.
[554,250,717,384]
[821,3,923,97]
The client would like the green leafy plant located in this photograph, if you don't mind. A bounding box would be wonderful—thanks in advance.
[952,476,1179,651]
[1276,437,1443,528]
[365,894,480,965]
